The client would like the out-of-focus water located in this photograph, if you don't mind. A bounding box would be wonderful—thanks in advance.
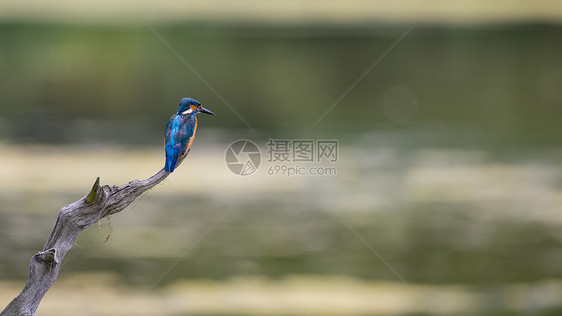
[0,130,561,314]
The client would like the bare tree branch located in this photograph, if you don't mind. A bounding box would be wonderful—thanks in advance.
[1,163,177,316]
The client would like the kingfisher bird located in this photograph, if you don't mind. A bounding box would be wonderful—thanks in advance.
[164,97,215,172]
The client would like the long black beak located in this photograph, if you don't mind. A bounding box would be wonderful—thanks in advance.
[200,106,215,115]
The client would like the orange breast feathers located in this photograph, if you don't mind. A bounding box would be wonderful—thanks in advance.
[181,117,197,159]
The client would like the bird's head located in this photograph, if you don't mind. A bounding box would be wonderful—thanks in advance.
[177,97,215,116]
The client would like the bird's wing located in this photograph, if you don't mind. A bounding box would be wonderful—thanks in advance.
[164,115,181,172]
[164,115,197,172]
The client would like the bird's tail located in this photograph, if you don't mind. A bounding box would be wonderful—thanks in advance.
[164,156,176,173]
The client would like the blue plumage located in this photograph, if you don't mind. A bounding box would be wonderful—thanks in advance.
[164,97,214,172]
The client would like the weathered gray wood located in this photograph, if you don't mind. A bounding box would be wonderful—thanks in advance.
[1,164,176,316]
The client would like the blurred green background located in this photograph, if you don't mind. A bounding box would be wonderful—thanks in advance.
[1,1,562,315]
